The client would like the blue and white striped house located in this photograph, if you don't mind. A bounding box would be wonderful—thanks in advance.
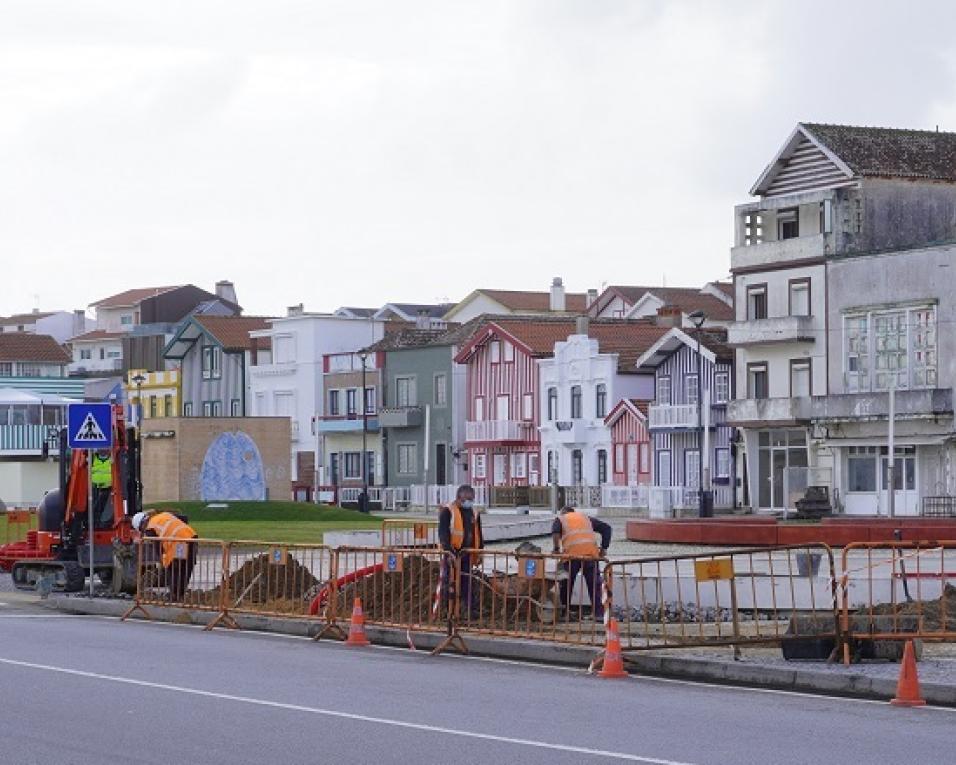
[636,326,737,510]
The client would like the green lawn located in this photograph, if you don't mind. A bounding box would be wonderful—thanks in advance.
[144,501,381,544]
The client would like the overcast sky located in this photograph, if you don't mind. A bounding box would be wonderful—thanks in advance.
[3,1,956,318]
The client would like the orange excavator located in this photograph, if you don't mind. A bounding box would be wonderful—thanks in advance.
[0,404,141,593]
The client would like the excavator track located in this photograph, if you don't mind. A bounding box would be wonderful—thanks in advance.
[12,560,88,593]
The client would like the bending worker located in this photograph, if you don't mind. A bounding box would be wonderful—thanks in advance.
[552,506,611,621]
[131,510,198,600]
[438,484,484,620]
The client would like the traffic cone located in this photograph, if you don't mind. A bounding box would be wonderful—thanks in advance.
[345,597,370,647]
[890,640,925,707]
[598,618,628,679]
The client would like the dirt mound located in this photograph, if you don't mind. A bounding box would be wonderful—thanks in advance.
[864,583,956,631]
[224,553,320,608]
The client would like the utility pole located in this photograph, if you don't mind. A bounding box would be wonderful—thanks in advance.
[887,382,896,518]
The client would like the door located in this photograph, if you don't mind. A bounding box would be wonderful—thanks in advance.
[882,448,918,515]
[657,452,672,487]
[493,454,507,485]
[626,444,639,486]
[772,450,786,509]
[436,443,447,485]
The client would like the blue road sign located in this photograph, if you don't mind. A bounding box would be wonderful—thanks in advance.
[67,403,113,450]
[524,559,538,577]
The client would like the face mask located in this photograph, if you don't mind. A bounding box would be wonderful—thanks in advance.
[460,500,474,510]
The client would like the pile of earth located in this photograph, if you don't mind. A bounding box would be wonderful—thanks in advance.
[211,553,321,614]
[864,583,956,631]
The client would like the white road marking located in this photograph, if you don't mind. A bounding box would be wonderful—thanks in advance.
[0,614,82,618]
[0,656,693,764]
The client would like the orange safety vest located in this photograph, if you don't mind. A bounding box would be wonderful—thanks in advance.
[146,512,197,568]
[447,502,482,551]
[559,511,600,558]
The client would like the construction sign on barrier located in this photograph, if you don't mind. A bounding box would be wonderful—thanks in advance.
[385,552,404,573]
[519,557,542,578]
[694,557,734,581]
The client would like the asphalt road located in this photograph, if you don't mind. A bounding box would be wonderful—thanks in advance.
[0,595,953,764]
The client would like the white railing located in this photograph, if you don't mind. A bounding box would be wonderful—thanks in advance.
[648,403,699,429]
[338,486,384,504]
[601,484,650,509]
[0,424,51,454]
[465,419,536,442]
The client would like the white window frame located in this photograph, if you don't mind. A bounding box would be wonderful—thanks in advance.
[685,449,701,490]
[472,452,486,479]
[714,371,729,404]
[433,373,447,407]
[489,340,501,363]
[657,376,671,405]
[686,374,699,406]
[202,346,222,380]
[501,341,514,363]
[511,452,527,480]
[715,447,730,479]
[639,443,650,473]
[397,443,418,475]
[614,444,625,473]
[521,392,534,421]
[273,334,295,364]
[843,303,937,392]
[395,376,416,407]
[344,451,362,479]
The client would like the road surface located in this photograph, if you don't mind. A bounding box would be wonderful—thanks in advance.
[0,592,952,764]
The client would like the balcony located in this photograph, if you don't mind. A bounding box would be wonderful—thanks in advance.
[731,233,828,272]
[249,362,296,378]
[727,315,815,347]
[316,415,380,434]
[465,419,536,443]
[541,420,587,443]
[378,406,423,429]
[727,397,806,427]
[0,424,55,456]
[648,404,699,430]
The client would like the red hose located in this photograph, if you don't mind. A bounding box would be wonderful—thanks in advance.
[308,563,384,615]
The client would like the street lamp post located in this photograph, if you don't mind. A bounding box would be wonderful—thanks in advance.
[131,373,146,431]
[358,351,369,513]
[688,310,711,518]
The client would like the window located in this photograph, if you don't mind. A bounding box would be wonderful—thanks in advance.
[148,397,157,418]
[595,384,607,418]
[472,452,486,479]
[434,374,447,407]
[547,450,557,483]
[522,392,533,421]
[328,390,340,416]
[20,364,42,376]
[164,395,173,417]
[597,450,608,484]
[777,208,799,240]
[714,371,730,404]
[230,399,241,417]
[547,388,558,420]
[789,279,810,317]
[202,346,222,380]
[657,452,672,487]
[398,444,418,475]
[106,350,121,358]
[344,452,362,479]
[790,360,811,397]
[685,450,701,490]
[881,446,916,491]
[748,364,768,400]
[395,376,415,407]
[489,341,501,363]
[847,446,878,492]
[819,199,833,234]
[273,335,295,364]
[346,388,358,416]
[715,448,730,479]
[844,304,937,392]
[614,444,625,472]
[639,443,650,473]
[202,401,213,417]
[329,453,339,485]
[502,341,514,363]
[747,285,768,320]
[495,395,509,421]
[657,377,671,405]
[570,386,582,419]
[212,401,222,416]
[366,451,375,484]
[571,449,583,484]
[474,396,485,420]
[99,348,105,360]
[79,349,92,360]
[120,315,133,326]
[511,452,527,479]
[364,387,376,414]
[743,212,763,246]
[183,402,193,416]
[686,375,699,406]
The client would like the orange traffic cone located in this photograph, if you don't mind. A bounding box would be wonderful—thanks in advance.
[598,618,628,679]
[345,597,370,647]
[890,640,925,707]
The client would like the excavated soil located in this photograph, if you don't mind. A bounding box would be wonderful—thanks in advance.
[199,553,321,613]
[865,584,956,632]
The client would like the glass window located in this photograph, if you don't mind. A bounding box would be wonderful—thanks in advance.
[344,452,362,479]
[547,388,558,420]
[346,389,358,416]
[657,452,672,487]
[522,392,533,420]
[183,402,193,417]
[398,444,418,475]
[686,375,699,406]
[366,451,375,484]
[639,443,650,473]
[501,341,514,363]
[202,401,213,417]
[164,395,173,417]
[791,361,811,397]
[396,377,415,407]
[434,374,447,407]
[819,199,833,234]
[489,341,501,363]
[657,377,671,405]
[777,208,799,240]
[597,450,608,484]
[844,305,937,392]
[789,281,810,317]
[715,448,730,478]
[202,346,221,379]
[511,452,527,479]
[328,390,340,416]
[474,396,484,420]
[230,399,241,417]
[472,452,486,479]
[148,397,157,418]
[595,384,607,418]
[211,401,222,416]
[714,371,730,404]
[685,450,700,490]
[748,365,768,399]
[364,387,376,414]
[614,444,625,472]
[572,449,583,484]
[747,286,767,320]
[570,386,582,419]
[273,335,295,364]
[847,446,878,492]
[120,315,133,326]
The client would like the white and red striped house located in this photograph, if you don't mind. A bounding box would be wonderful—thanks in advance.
[605,399,652,486]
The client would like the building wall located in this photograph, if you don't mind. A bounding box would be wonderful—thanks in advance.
[141,417,290,503]
[609,407,651,485]
[0,461,59,505]
[445,294,508,324]
[70,339,124,374]
[179,339,245,417]
[95,306,138,333]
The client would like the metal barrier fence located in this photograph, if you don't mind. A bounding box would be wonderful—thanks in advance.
[606,545,840,655]
[380,519,439,548]
[839,541,956,663]
[1,509,37,546]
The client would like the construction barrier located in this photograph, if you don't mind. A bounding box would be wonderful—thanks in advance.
[453,547,607,647]
[380,518,439,548]
[839,541,956,664]
[122,538,234,630]
[606,545,840,655]
[1,508,37,546]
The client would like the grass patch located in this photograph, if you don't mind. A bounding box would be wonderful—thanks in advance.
[144,500,381,544]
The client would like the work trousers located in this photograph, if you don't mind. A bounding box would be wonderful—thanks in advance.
[560,558,604,619]
[441,552,477,619]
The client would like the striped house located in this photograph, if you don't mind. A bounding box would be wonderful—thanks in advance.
[636,326,736,509]
[605,399,651,486]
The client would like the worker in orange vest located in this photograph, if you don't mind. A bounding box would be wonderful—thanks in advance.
[438,484,484,620]
[131,510,198,600]
[552,506,611,620]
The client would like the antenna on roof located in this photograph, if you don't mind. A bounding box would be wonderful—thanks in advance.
[662,273,667,288]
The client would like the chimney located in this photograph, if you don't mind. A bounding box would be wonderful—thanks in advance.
[586,288,598,309]
[287,303,304,317]
[575,315,590,336]
[215,280,238,307]
[416,309,430,330]
[32,307,39,315]
[655,305,682,328]
[550,277,566,312]
[73,309,87,335]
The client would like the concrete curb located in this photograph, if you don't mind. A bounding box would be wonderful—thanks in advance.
[51,596,956,706]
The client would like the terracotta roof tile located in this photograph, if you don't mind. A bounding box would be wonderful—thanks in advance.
[0,333,71,364]
[0,312,56,326]
[70,330,126,342]
[479,289,589,313]
[600,285,734,321]
[90,286,181,308]
[194,315,273,351]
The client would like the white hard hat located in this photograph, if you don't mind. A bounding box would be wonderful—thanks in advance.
[131,512,147,531]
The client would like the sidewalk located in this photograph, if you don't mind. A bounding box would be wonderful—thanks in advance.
[49,594,956,706]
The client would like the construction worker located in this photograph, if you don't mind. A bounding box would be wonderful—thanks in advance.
[438,484,484,620]
[90,449,113,526]
[131,510,198,600]
[552,506,611,621]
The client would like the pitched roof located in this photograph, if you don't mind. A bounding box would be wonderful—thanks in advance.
[366,328,450,352]
[472,289,589,314]
[599,285,734,322]
[381,303,456,319]
[90,286,181,309]
[0,311,56,326]
[604,397,649,426]
[193,315,272,351]
[0,333,71,364]
[335,307,378,318]
[802,123,956,182]
[70,330,126,343]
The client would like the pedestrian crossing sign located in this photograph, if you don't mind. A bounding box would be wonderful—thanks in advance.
[67,403,113,450]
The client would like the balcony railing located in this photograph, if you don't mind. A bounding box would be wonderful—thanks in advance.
[730,233,828,271]
[0,424,54,455]
[379,406,423,429]
[648,403,699,429]
[727,315,815,347]
[465,419,536,442]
